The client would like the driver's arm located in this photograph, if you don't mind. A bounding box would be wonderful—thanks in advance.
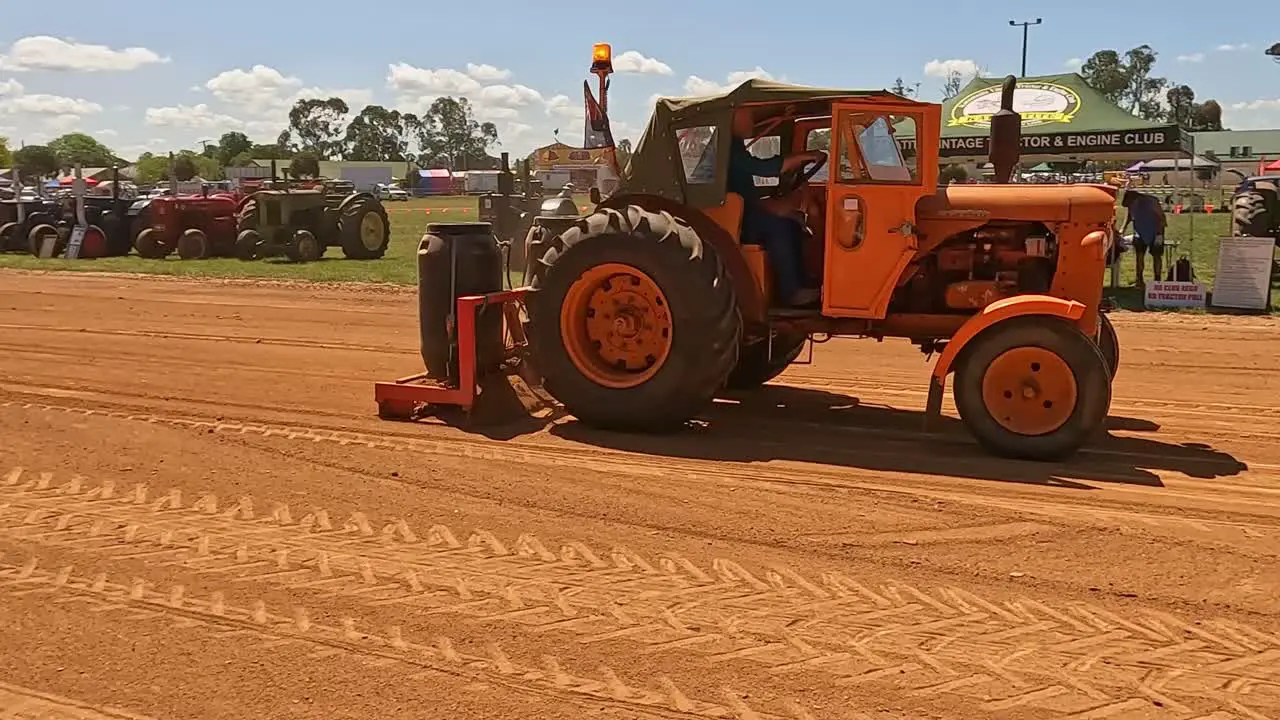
[780,150,825,174]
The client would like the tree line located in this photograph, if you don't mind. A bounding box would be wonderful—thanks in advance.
[3,95,504,186]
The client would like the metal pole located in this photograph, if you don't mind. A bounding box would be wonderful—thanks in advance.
[1009,18,1043,77]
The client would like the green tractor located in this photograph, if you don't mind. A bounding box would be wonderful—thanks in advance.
[233,179,391,262]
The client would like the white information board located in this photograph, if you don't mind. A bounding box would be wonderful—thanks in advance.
[1212,236,1274,311]
[64,226,86,260]
[1144,281,1206,309]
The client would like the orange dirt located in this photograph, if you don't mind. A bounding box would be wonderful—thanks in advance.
[2,268,1279,720]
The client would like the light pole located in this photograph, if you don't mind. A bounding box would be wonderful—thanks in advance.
[1009,18,1043,77]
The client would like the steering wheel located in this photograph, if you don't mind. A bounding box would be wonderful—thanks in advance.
[775,151,828,196]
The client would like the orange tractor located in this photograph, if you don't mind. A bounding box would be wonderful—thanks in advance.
[377,45,1121,461]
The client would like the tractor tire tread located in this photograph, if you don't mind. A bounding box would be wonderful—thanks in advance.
[339,195,390,260]
[527,204,741,432]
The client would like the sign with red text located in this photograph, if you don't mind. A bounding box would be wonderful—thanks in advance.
[1144,281,1206,309]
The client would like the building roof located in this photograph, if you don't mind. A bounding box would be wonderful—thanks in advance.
[1190,129,1280,158]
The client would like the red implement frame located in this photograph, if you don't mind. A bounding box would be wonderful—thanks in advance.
[374,289,529,420]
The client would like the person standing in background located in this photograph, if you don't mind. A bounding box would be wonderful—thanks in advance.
[1120,190,1167,288]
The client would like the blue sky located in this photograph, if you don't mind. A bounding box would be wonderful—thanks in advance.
[1,0,1277,161]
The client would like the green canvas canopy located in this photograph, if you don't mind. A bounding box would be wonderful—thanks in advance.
[622,79,902,204]
[896,73,1193,162]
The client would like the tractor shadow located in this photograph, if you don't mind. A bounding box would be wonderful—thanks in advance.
[551,383,1247,490]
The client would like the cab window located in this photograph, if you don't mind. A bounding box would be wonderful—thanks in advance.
[676,125,718,184]
[835,111,920,185]
[805,128,837,182]
[746,135,781,187]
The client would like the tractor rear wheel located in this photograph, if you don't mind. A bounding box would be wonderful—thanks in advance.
[285,229,322,262]
[27,224,60,257]
[526,206,741,432]
[236,198,259,234]
[724,332,808,391]
[134,228,171,259]
[177,229,209,260]
[1233,191,1275,241]
[954,316,1111,461]
[0,222,19,252]
[1096,313,1119,380]
[338,196,390,259]
[234,230,262,261]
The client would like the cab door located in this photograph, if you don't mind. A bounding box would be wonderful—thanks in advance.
[823,100,939,318]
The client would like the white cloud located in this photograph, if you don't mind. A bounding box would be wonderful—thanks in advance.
[0,79,102,141]
[387,63,483,95]
[923,59,979,79]
[205,65,302,107]
[1176,53,1205,63]
[0,36,168,72]
[5,93,102,116]
[95,129,118,138]
[1225,98,1280,129]
[1064,58,1084,71]
[613,51,673,76]
[144,104,246,132]
[1216,43,1252,52]
[465,63,511,82]
[683,67,777,96]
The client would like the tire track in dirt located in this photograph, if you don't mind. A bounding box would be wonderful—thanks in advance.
[5,398,1280,551]
[1,381,1269,478]
[0,325,404,356]
[3,469,1279,718]
[0,552,797,720]
[5,322,1279,430]
[0,680,159,720]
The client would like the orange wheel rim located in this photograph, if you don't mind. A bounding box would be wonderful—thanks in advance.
[980,346,1078,436]
[560,262,673,389]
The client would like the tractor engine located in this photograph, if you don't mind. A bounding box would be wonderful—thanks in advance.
[898,223,1057,313]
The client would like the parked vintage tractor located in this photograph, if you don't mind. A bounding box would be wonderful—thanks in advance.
[477,153,546,273]
[377,46,1123,462]
[1231,175,1279,244]
[135,194,239,259]
[234,180,390,262]
[0,194,60,253]
[71,168,138,257]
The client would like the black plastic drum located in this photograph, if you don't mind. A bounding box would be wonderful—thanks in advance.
[417,222,505,382]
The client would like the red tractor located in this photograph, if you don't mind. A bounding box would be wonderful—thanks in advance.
[134,194,239,260]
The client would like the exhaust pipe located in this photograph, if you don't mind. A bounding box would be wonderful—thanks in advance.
[988,75,1021,184]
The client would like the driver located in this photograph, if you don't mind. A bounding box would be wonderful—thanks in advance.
[728,107,826,308]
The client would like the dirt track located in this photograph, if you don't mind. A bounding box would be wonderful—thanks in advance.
[2,269,1278,720]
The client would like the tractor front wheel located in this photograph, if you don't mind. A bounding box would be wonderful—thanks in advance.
[177,229,210,260]
[1097,313,1119,380]
[234,230,262,261]
[526,205,741,432]
[338,196,390,259]
[27,224,60,257]
[134,228,172,259]
[285,229,322,262]
[0,222,20,252]
[954,317,1111,461]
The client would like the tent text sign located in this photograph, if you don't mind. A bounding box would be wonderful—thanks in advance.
[898,130,1184,157]
[893,73,1194,162]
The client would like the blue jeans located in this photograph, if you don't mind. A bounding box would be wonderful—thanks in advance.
[746,211,808,303]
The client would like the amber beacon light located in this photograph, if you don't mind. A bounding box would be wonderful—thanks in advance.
[591,43,613,74]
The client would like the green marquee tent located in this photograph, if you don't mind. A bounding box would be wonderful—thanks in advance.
[897,73,1194,163]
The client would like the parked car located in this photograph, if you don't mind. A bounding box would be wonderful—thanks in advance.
[373,183,409,202]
